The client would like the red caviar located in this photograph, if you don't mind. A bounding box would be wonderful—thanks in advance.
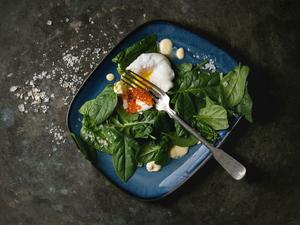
[123,88,154,113]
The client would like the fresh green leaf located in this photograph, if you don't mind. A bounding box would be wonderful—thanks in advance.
[205,96,216,106]
[112,35,158,73]
[79,84,118,126]
[176,63,193,75]
[116,106,139,123]
[174,93,196,137]
[170,68,221,101]
[71,133,97,164]
[235,86,253,122]
[204,83,224,105]
[221,65,249,108]
[137,136,172,165]
[194,120,219,143]
[154,136,172,166]
[137,141,160,164]
[78,99,95,115]
[163,132,198,147]
[111,109,163,139]
[80,120,116,154]
[111,130,139,182]
[194,97,229,130]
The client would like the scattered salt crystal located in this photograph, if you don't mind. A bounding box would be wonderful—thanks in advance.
[47,124,67,145]
[7,73,13,78]
[41,105,48,113]
[93,48,101,54]
[9,35,109,147]
[62,53,80,68]
[46,20,52,26]
[204,59,216,72]
[89,17,94,24]
[9,86,18,92]
[65,18,69,23]
[18,104,25,112]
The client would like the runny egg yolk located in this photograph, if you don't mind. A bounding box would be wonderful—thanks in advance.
[139,68,153,80]
[123,88,154,113]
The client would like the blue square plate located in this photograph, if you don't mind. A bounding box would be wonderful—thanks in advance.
[67,20,241,200]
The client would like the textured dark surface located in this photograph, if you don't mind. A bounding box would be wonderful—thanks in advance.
[0,0,300,225]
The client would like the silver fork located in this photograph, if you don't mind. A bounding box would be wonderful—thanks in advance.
[121,70,246,180]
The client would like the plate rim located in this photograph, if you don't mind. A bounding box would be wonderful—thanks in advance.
[65,19,242,201]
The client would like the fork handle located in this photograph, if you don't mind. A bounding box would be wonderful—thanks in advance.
[167,108,246,180]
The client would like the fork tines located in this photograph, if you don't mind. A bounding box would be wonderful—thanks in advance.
[121,70,164,99]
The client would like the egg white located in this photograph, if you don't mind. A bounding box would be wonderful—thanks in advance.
[126,53,175,92]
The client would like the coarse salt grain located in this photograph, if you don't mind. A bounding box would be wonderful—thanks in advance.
[46,20,52,26]
[18,104,25,112]
[204,59,216,72]
[47,124,67,146]
[89,17,94,24]
[10,86,18,92]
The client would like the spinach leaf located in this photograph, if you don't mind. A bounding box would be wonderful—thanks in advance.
[137,136,172,166]
[79,84,118,126]
[170,65,220,98]
[175,63,193,76]
[174,93,196,137]
[112,35,158,73]
[80,118,116,154]
[194,120,219,143]
[154,136,172,166]
[221,65,249,108]
[116,106,139,123]
[111,130,139,182]
[137,141,160,164]
[111,109,162,139]
[235,86,253,122]
[78,99,95,115]
[194,97,229,130]
[71,133,97,164]
[203,81,224,105]
[163,132,198,147]
[205,96,216,106]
